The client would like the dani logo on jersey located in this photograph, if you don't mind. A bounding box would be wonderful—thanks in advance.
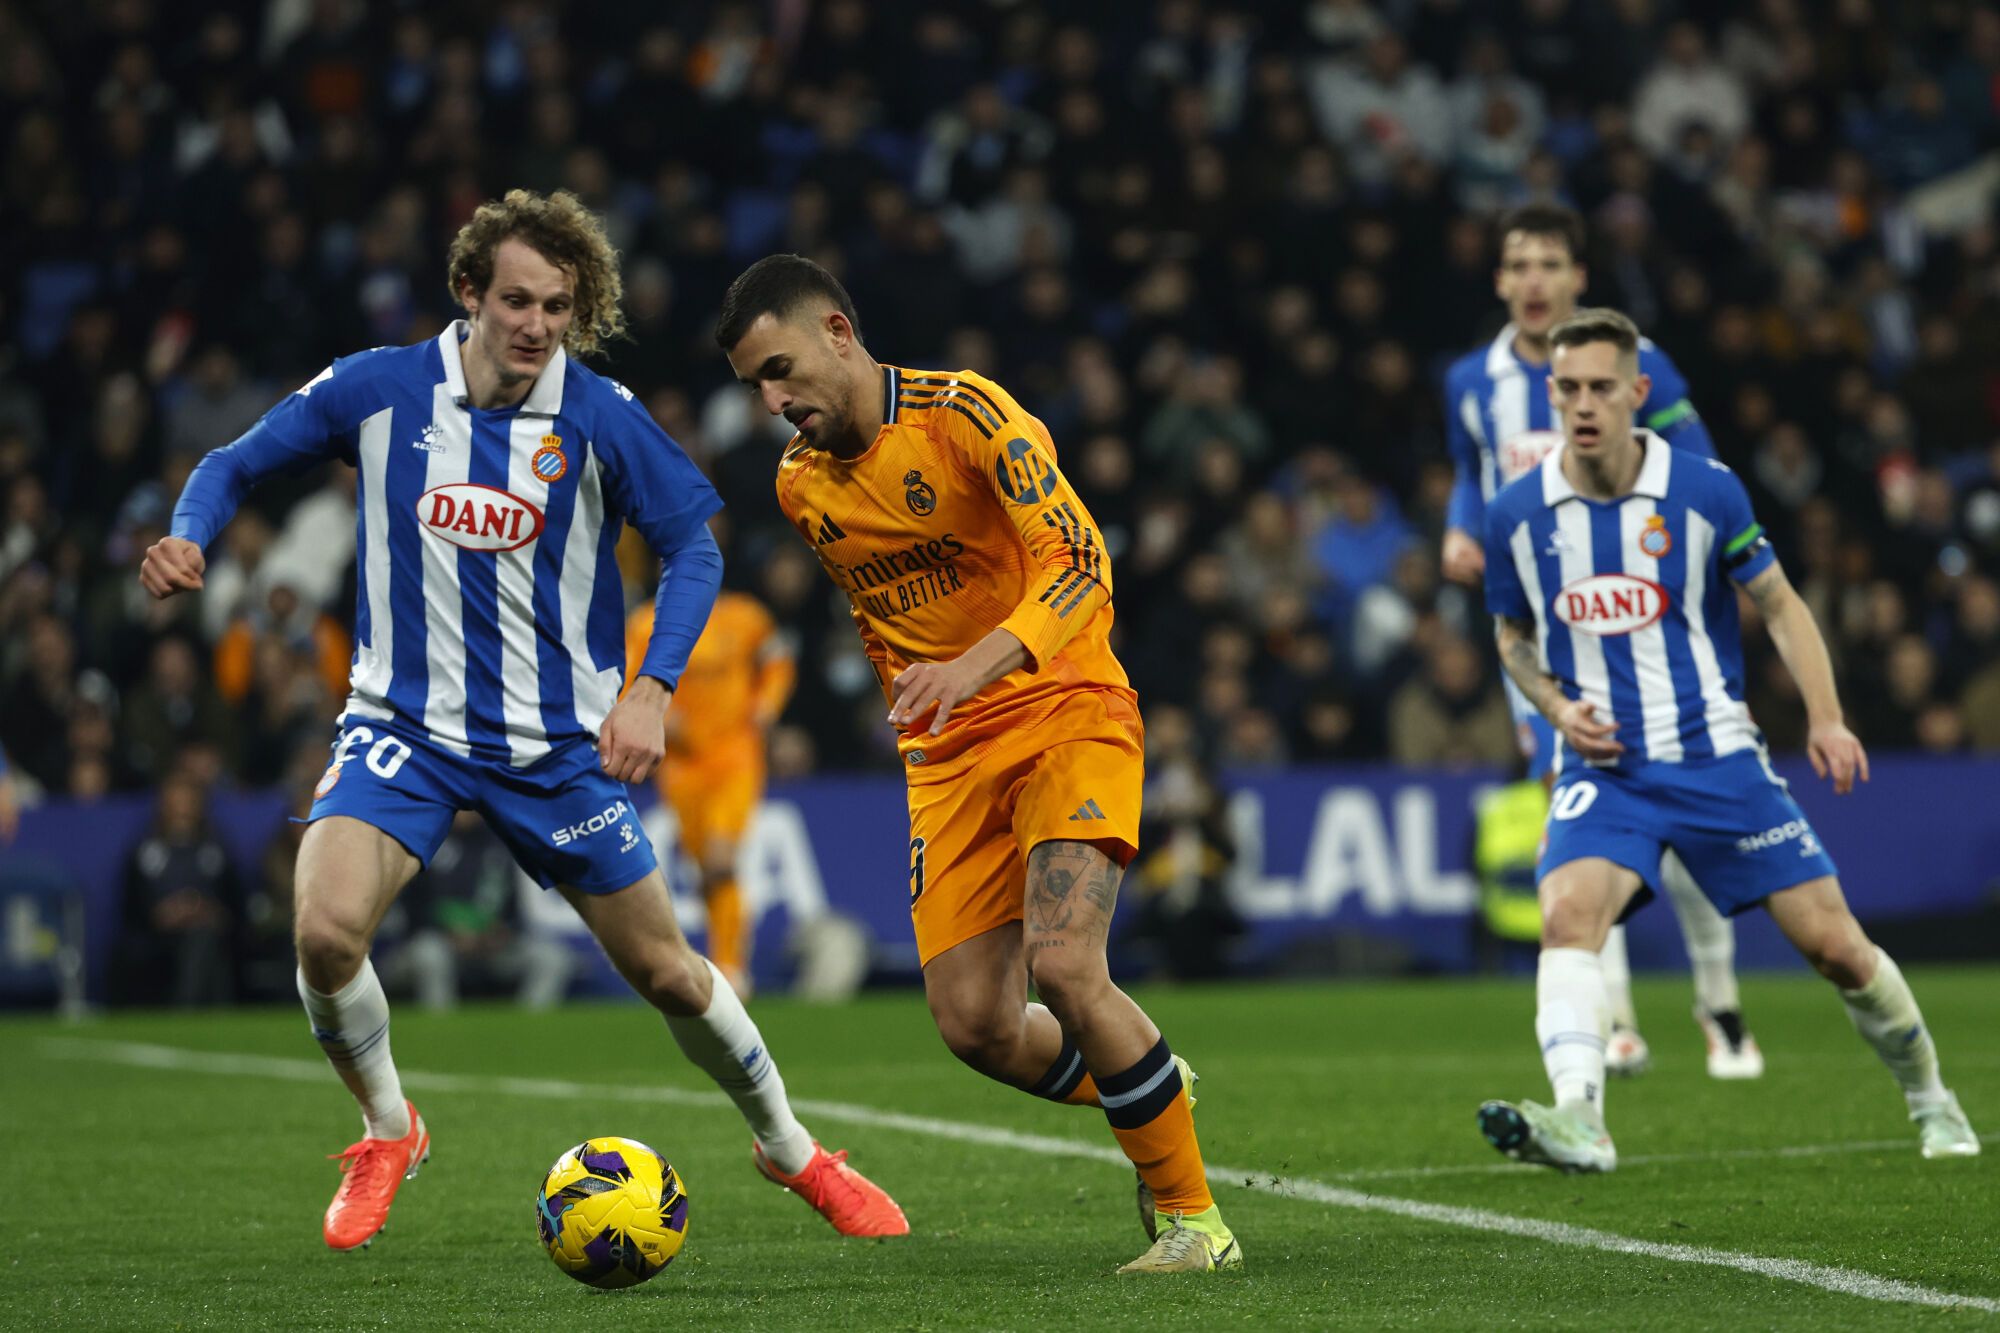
[1553,574,1669,636]
[1498,429,1563,483]
[418,482,546,552]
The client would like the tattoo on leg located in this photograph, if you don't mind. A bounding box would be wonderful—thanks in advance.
[1025,842,1123,951]
[1028,863,1077,935]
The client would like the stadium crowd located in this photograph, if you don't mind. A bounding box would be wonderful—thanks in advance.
[4,0,2000,841]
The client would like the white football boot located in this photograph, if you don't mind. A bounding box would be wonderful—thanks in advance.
[1695,1006,1765,1079]
[1605,1024,1651,1077]
[1478,1099,1617,1173]
[1912,1092,1981,1159]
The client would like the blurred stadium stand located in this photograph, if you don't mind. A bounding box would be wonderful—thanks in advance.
[3,1,1999,1003]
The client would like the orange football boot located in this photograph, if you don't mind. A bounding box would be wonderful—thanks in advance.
[323,1102,430,1251]
[753,1140,908,1237]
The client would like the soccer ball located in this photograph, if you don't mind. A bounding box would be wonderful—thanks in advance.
[535,1137,690,1288]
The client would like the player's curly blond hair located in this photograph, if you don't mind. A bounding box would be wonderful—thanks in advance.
[446,189,626,357]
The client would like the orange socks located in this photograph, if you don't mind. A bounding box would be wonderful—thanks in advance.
[705,878,747,978]
[1100,1038,1212,1215]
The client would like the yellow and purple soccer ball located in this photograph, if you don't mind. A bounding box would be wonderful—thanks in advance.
[536,1137,689,1288]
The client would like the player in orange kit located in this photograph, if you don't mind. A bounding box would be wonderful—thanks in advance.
[626,589,795,996]
[716,254,1239,1275]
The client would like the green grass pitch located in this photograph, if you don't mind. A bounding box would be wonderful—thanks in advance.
[3,968,1994,1330]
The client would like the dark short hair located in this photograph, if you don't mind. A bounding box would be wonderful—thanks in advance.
[1550,307,1640,359]
[714,254,861,351]
[1495,203,1586,262]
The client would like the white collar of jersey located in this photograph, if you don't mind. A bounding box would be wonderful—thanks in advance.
[1540,428,1672,505]
[437,320,568,416]
[1486,323,1523,375]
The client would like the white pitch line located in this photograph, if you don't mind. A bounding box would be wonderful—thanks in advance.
[37,1038,1999,1315]
[1329,1133,2000,1182]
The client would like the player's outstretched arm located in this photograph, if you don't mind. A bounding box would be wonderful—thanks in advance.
[1494,615,1622,762]
[1742,564,1869,794]
[139,534,207,599]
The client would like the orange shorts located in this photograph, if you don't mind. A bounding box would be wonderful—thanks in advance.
[661,736,764,864]
[905,689,1144,965]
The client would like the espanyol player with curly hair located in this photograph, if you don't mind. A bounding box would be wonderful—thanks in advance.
[143,190,906,1251]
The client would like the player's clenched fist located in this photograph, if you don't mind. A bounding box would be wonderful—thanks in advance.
[1552,697,1623,762]
[139,535,206,599]
[1440,528,1486,584]
[599,677,670,783]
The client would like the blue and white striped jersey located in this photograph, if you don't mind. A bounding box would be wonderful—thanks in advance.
[1483,432,1778,773]
[171,322,722,769]
[1444,323,1715,534]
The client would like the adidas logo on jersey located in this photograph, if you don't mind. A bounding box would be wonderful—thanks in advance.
[1067,799,1107,821]
[1554,573,1668,637]
[412,423,445,453]
[816,515,847,546]
[419,482,546,552]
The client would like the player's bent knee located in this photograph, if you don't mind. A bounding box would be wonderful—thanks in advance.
[1025,953,1114,1028]
[930,1002,1022,1075]
[1804,926,1876,989]
[293,911,370,990]
[632,943,711,1017]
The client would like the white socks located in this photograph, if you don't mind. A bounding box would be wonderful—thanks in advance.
[1536,947,1609,1123]
[665,956,816,1175]
[1598,926,1638,1030]
[299,958,411,1140]
[1660,851,1740,1013]
[1840,947,1947,1107]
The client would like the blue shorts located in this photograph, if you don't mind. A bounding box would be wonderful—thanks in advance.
[1540,749,1838,918]
[307,720,657,895]
[1502,676,1560,776]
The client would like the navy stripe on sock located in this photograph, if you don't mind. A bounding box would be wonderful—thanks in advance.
[316,1018,389,1065]
[1027,1039,1088,1102]
[1098,1037,1184,1130]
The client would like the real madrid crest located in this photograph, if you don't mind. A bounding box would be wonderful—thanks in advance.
[532,434,568,483]
[1638,513,1672,558]
[904,469,936,516]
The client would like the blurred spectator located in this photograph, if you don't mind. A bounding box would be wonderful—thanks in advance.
[110,768,242,1006]
[1127,738,1244,981]
[164,346,272,460]
[377,813,575,1011]
[0,0,1989,788]
[1386,632,1517,768]
[1633,22,1750,158]
[121,635,239,786]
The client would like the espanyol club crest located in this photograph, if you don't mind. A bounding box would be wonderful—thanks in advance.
[532,435,568,483]
[1637,513,1673,558]
[314,764,342,799]
[904,469,937,515]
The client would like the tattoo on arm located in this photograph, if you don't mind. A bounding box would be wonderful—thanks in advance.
[1494,616,1557,717]
[1742,565,1790,615]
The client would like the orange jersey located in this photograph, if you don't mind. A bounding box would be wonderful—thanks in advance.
[624,591,795,755]
[776,364,1129,766]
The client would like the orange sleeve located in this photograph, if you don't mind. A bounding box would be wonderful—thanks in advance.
[214,622,253,702]
[934,372,1112,671]
[746,602,796,725]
